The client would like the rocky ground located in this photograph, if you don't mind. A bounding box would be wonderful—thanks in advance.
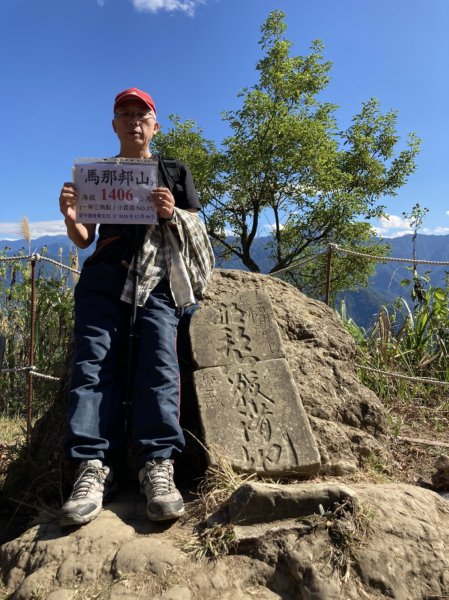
[1,270,449,599]
[1,480,449,600]
[2,406,448,599]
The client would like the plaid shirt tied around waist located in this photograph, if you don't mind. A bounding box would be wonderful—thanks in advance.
[120,208,214,308]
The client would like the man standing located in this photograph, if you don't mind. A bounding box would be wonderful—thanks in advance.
[59,88,213,526]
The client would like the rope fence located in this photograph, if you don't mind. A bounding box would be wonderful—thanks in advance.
[270,243,449,387]
[330,243,449,266]
[0,366,60,382]
[0,253,77,443]
[0,252,81,274]
[355,364,449,387]
[1,243,449,444]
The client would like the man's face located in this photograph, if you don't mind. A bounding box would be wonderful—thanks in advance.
[112,99,159,151]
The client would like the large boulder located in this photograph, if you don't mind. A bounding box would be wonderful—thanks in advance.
[200,270,388,476]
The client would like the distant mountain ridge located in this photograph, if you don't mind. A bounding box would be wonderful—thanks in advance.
[2,233,448,328]
[1,235,93,266]
[339,234,449,328]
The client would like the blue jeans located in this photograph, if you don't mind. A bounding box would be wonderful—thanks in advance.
[66,262,197,468]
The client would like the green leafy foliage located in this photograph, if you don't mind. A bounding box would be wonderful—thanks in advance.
[339,266,449,405]
[154,10,420,298]
[0,247,75,417]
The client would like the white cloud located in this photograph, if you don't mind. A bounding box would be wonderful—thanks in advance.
[0,220,67,240]
[223,227,236,237]
[422,227,449,236]
[373,227,413,239]
[373,214,413,238]
[377,214,412,230]
[97,0,105,6]
[373,214,449,238]
[131,0,205,16]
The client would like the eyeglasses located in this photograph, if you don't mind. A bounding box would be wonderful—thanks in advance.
[114,110,155,122]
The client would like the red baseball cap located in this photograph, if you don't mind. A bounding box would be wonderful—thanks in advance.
[113,88,156,116]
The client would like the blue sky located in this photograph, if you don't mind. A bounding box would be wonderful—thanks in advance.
[1,0,448,240]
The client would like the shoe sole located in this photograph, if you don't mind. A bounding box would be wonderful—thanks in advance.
[146,506,185,522]
[60,504,102,527]
[60,481,117,528]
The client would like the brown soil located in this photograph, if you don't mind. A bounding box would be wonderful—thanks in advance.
[386,398,449,488]
[0,442,19,482]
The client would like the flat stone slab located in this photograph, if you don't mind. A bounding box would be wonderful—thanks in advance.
[227,481,357,525]
[193,358,320,476]
[190,291,284,368]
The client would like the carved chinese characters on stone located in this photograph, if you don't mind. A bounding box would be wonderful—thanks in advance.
[193,360,320,476]
[190,291,284,368]
[191,290,320,476]
[200,371,220,409]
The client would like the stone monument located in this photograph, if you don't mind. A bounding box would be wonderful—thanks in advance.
[190,290,320,476]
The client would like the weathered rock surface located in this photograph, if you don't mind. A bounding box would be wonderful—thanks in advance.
[1,483,449,600]
[6,269,387,481]
[191,290,321,477]
[194,358,321,476]
[227,480,357,525]
[190,289,285,367]
[2,269,389,533]
[199,270,389,476]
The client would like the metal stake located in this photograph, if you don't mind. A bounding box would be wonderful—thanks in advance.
[27,257,37,445]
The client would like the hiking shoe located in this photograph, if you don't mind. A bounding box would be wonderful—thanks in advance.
[60,459,115,527]
[139,459,184,521]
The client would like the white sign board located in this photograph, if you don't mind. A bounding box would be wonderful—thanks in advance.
[73,158,158,224]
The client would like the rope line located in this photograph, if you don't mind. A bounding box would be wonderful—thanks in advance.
[39,255,81,274]
[356,363,449,387]
[0,254,35,262]
[269,251,328,276]
[2,244,449,273]
[331,243,449,267]
[0,365,60,381]
[2,245,449,392]
[31,371,61,382]
[6,362,445,386]
[0,253,81,274]
[264,243,449,277]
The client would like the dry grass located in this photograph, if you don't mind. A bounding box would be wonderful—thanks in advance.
[0,417,26,489]
[0,417,26,445]
[180,442,256,560]
[181,436,256,521]
[314,497,376,586]
[183,523,237,561]
[18,216,31,255]
[196,446,257,516]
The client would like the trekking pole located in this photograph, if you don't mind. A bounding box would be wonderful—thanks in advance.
[124,227,143,438]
